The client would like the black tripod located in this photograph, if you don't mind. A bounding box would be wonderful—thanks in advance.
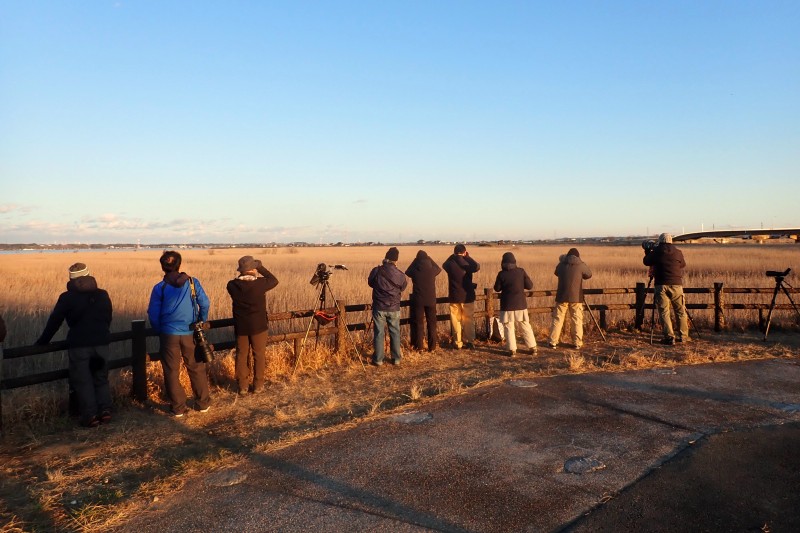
[583,297,607,342]
[293,265,365,374]
[647,281,701,344]
[763,268,800,341]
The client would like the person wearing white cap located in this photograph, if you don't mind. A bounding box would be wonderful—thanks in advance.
[643,233,689,345]
[36,263,114,427]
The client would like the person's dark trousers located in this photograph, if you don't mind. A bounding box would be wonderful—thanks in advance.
[69,345,112,425]
[410,298,438,351]
[235,330,268,392]
[159,334,211,414]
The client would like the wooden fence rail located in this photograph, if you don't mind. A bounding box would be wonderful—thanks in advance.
[2,282,798,430]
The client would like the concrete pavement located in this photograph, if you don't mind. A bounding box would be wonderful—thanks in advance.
[118,357,800,532]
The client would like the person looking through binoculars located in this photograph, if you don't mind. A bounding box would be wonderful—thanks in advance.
[547,248,592,349]
[643,233,689,345]
[227,256,279,395]
[368,247,408,366]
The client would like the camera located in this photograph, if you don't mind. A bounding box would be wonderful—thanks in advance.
[193,321,215,363]
[641,240,657,254]
[309,263,348,286]
[766,268,791,279]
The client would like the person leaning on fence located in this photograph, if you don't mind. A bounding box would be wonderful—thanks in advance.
[147,251,212,417]
[443,244,480,350]
[493,252,537,356]
[35,263,113,428]
[404,250,442,353]
[367,247,408,366]
[0,313,6,359]
[226,255,279,395]
[643,233,689,345]
[548,248,592,349]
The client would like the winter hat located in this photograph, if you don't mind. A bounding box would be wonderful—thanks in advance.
[385,247,400,262]
[454,244,467,254]
[658,233,673,244]
[501,252,516,265]
[567,248,580,258]
[68,263,89,279]
[237,255,258,272]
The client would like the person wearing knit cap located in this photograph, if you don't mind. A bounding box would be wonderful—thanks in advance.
[643,233,689,345]
[547,248,593,349]
[493,252,537,356]
[147,251,212,416]
[227,256,279,395]
[442,244,481,349]
[35,263,114,427]
[368,247,408,365]
[405,250,442,352]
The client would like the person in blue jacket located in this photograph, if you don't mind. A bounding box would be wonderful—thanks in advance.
[147,251,211,417]
[367,247,408,366]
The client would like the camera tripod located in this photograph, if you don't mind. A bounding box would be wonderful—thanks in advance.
[292,273,365,374]
[763,268,800,341]
[583,297,607,342]
[645,278,701,345]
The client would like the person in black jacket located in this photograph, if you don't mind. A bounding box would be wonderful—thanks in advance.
[36,263,113,427]
[227,256,279,394]
[405,250,442,352]
[442,244,480,349]
[367,247,408,366]
[643,233,689,345]
[493,252,537,356]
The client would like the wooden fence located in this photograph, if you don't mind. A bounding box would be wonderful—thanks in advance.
[2,282,798,430]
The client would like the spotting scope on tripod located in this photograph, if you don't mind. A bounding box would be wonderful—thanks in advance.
[293,263,365,374]
[763,268,800,341]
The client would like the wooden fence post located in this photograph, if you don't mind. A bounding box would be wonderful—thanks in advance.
[335,300,347,353]
[714,282,726,332]
[600,310,607,330]
[634,282,646,329]
[131,320,148,403]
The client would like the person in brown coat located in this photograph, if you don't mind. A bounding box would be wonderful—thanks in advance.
[226,256,279,394]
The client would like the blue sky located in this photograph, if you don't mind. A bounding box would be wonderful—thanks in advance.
[1,1,798,244]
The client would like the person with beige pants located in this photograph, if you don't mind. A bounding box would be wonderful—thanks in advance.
[548,248,592,349]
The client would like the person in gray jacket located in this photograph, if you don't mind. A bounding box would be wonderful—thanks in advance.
[547,248,592,349]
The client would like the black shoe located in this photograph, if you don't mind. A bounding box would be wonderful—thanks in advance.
[507,350,516,357]
[661,337,675,346]
[464,342,475,349]
[371,359,384,367]
[391,358,401,366]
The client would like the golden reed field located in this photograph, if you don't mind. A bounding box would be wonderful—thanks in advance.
[1,242,798,348]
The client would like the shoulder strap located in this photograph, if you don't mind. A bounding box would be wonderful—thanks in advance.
[188,277,200,322]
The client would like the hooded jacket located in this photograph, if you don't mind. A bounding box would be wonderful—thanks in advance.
[147,271,210,335]
[36,276,113,347]
[493,252,533,311]
[404,250,442,306]
[368,260,408,312]
[555,254,593,303]
[226,265,279,335]
[643,243,685,286]
[443,253,480,304]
